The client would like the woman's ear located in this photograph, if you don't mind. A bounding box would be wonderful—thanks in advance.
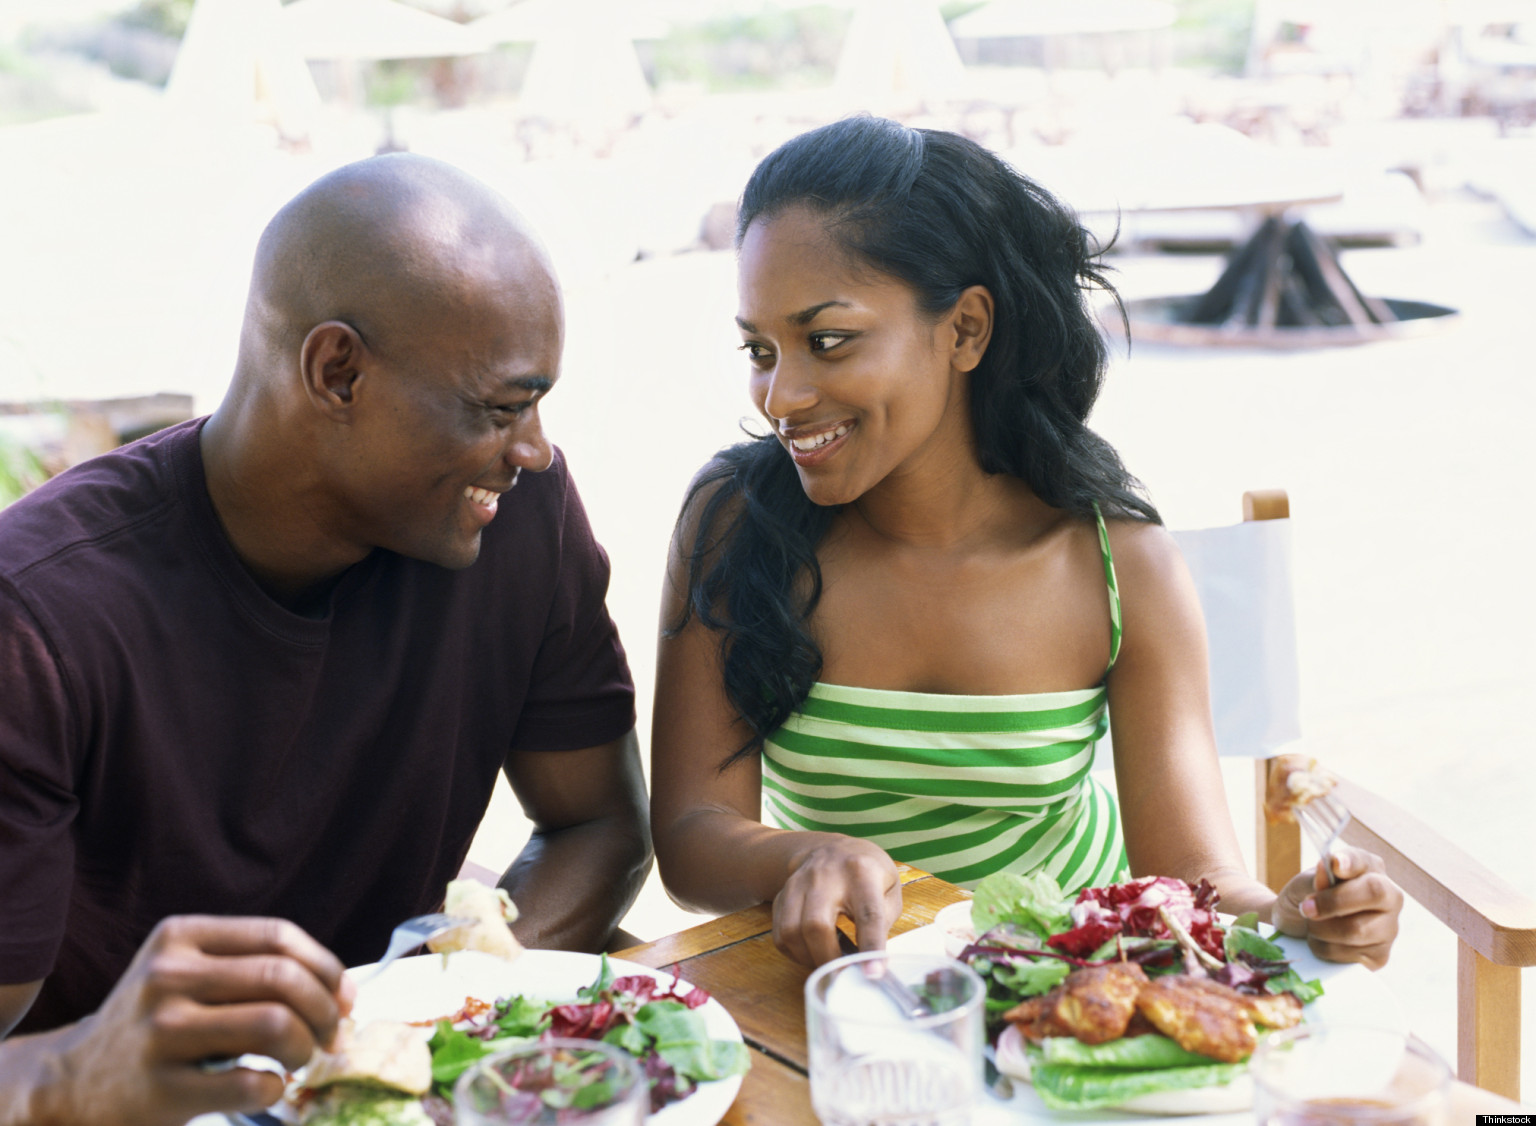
[300,320,367,419]
[950,285,993,373]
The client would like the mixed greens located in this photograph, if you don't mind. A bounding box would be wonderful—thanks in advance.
[417,956,749,1121]
[962,872,1323,1111]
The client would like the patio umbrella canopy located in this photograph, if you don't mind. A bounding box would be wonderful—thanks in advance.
[948,0,1176,38]
[834,0,966,108]
[166,0,321,134]
[277,0,488,60]
[473,0,653,128]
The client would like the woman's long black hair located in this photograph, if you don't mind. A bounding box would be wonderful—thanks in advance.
[673,116,1159,765]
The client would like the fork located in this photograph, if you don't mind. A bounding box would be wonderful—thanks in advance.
[835,928,931,1019]
[1295,793,1352,887]
[352,913,476,984]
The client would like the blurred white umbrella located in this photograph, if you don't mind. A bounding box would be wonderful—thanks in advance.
[472,0,668,40]
[834,0,965,110]
[472,1,653,130]
[277,0,488,60]
[948,0,1176,38]
[165,0,321,139]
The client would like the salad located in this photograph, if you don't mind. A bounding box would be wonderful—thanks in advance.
[958,872,1323,1112]
[293,956,750,1126]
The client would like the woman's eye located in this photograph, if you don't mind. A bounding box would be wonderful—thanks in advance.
[809,333,850,353]
[738,342,772,363]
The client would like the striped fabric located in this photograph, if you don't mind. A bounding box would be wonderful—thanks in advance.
[760,506,1129,892]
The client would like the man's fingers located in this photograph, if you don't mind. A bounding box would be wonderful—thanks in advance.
[157,1062,290,1118]
[149,998,324,1073]
[154,916,348,995]
[140,949,344,1054]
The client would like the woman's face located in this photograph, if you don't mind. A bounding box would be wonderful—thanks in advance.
[735,207,977,508]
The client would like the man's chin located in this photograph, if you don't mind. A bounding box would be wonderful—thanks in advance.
[402,534,483,571]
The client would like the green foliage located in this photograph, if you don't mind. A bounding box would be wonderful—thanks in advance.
[648,5,851,91]
[118,0,197,38]
[1170,0,1254,74]
[0,433,47,509]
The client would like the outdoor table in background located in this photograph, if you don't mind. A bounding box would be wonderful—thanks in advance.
[614,867,1527,1125]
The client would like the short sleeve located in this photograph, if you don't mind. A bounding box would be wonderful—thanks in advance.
[509,461,636,753]
[0,583,79,983]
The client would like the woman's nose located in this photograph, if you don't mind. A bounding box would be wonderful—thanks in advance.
[759,359,817,424]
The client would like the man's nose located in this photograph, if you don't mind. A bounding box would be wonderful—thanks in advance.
[507,415,554,473]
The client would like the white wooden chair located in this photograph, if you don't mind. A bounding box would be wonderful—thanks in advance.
[1178,489,1536,1100]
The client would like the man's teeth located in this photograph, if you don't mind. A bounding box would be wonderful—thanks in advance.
[465,486,498,507]
[791,424,850,452]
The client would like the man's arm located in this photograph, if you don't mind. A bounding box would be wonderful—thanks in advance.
[499,730,652,952]
[0,917,352,1126]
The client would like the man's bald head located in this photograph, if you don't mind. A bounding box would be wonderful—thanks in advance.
[241,154,555,375]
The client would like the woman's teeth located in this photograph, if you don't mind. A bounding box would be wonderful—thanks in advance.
[465,486,498,507]
[791,424,849,451]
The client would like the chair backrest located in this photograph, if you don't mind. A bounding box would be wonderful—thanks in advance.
[1175,489,1534,1100]
[1169,488,1304,891]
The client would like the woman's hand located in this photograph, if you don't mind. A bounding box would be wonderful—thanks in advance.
[772,836,903,966]
[1272,845,1403,970]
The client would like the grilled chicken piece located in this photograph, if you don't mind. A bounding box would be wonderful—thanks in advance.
[1002,994,1068,1042]
[1135,976,1258,1063]
[1003,962,1148,1045]
[1263,754,1336,824]
[1245,989,1304,1030]
[1160,974,1304,1030]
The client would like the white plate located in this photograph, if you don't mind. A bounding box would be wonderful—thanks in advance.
[193,949,744,1126]
[888,921,1404,1126]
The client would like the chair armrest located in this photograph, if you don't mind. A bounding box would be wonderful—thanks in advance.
[1333,774,1536,968]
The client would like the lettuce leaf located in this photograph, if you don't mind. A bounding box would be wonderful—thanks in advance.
[1039,1034,1214,1070]
[971,872,1072,938]
[1031,1060,1249,1110]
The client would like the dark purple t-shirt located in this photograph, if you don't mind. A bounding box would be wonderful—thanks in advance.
[0,419,634,1032]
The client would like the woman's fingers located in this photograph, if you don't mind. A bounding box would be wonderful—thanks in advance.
[773,838,900,966]
[1292,848,1403,969]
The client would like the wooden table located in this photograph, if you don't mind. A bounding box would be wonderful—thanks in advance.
[615,867,1527,1124]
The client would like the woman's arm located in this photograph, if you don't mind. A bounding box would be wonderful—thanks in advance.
[1105,519,1402,968]
[649,488,901,966]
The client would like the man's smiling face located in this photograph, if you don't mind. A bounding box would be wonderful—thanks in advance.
[333,262,564,571]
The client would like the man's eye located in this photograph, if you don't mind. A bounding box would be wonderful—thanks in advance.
[809,333,850,353]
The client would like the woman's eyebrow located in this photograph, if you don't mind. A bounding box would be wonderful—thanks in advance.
[735,300,853,334]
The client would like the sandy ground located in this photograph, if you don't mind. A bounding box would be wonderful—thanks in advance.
[2,104,1532,1094]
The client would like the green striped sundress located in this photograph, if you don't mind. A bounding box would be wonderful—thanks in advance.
[760,507,1130,893]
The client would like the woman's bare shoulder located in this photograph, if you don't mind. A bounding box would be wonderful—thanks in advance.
[1100,515,1192,598]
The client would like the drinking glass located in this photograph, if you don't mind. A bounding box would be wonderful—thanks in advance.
[453,1038,648,1126]
[1252,1023,1452,1126]
[805,950,985,1126]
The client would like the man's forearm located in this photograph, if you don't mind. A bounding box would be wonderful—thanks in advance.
[500,813,653,951]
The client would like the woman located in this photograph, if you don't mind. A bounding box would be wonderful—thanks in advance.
[650,117,1402,968]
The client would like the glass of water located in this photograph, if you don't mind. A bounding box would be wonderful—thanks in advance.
[806,950,985,1126]
[453,1038,648,1126]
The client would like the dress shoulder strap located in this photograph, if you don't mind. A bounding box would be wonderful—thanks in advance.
[1092,503,1123,673]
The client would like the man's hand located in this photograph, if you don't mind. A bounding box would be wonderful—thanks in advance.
[772,836,903,967]
[0,915,353,1126]
[1272,845,1403,970]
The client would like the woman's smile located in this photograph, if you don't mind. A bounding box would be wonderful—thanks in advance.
[780,420,855,466]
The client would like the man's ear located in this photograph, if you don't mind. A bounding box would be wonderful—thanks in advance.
[949,285,994,374]
[300,321,367,418]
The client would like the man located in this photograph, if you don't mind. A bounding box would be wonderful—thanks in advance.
[0,154,651,1123]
